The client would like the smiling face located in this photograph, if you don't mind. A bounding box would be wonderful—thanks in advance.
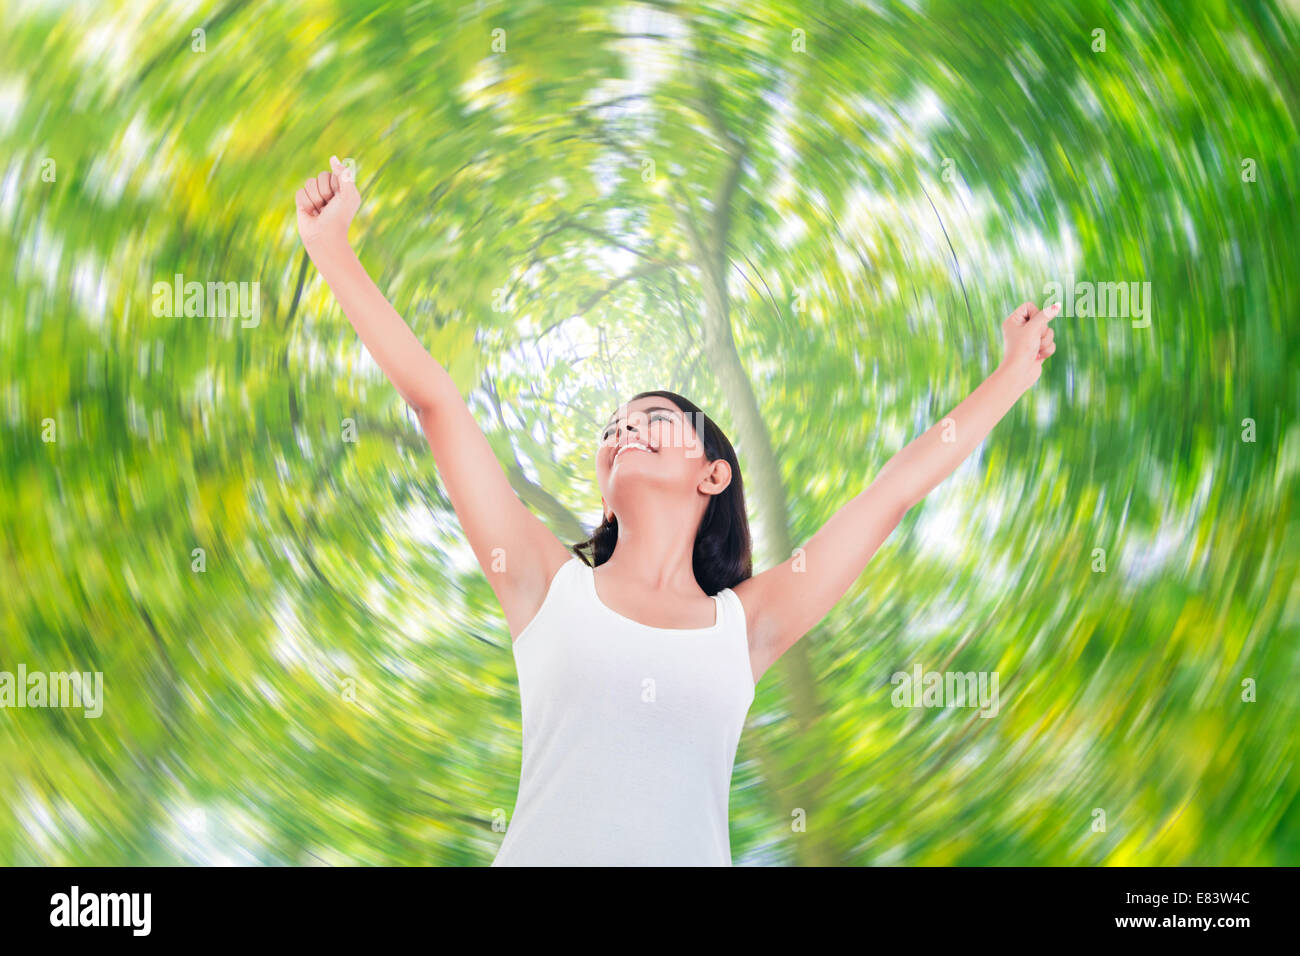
[596,395,727,522]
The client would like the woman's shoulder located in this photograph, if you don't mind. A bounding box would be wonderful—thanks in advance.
[509,554,586,643]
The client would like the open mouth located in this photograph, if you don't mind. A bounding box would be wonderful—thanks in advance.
[613,440,656,463]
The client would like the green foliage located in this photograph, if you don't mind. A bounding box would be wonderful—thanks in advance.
[1,0,1296,865]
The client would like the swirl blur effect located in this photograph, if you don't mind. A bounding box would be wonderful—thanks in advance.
[2,0,1297,866]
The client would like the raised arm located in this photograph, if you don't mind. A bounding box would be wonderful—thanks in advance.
[294,156,572,639]
[736,301,1059,682]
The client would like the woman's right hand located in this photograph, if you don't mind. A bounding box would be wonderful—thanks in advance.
[295,155,361,252]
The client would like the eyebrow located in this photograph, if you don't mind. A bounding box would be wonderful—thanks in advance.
[603,405,680,430]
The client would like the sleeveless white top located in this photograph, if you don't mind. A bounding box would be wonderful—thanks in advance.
[492,556,755,866]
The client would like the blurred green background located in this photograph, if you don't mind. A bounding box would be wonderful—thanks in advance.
[1,0,1297,865]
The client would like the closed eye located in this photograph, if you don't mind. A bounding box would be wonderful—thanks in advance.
[602,410,675,442]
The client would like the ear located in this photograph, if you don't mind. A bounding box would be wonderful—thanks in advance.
[697,458,732,497]
[601,497,613,523]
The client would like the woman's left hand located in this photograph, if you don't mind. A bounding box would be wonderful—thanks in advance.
[997,300,1058,390]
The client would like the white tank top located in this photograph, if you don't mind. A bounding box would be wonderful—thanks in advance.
[492,555,755,866]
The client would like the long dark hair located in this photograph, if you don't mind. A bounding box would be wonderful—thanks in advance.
[570,389,753,596]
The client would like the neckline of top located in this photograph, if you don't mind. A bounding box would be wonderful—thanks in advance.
[580,558,724,633]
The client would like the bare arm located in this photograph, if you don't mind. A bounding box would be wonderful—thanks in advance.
[736,301,1059,683]
[294,157,572,638]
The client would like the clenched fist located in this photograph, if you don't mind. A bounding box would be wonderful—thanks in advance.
[295,155,360,251]
[998,300,1058,390]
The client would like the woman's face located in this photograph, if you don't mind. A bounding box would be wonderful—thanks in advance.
[596,396,723,520]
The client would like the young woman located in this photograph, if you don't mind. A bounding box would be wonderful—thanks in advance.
[295,156,1058,866]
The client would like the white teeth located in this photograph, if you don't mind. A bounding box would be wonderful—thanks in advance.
[614,441,653,461]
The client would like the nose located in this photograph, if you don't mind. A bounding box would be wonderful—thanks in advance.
[607,420,652,460]
[608,418,641,445]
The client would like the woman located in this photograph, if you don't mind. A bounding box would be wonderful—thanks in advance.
[294,156,1058,866]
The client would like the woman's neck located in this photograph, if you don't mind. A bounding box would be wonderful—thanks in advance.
[602,497,706,595]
